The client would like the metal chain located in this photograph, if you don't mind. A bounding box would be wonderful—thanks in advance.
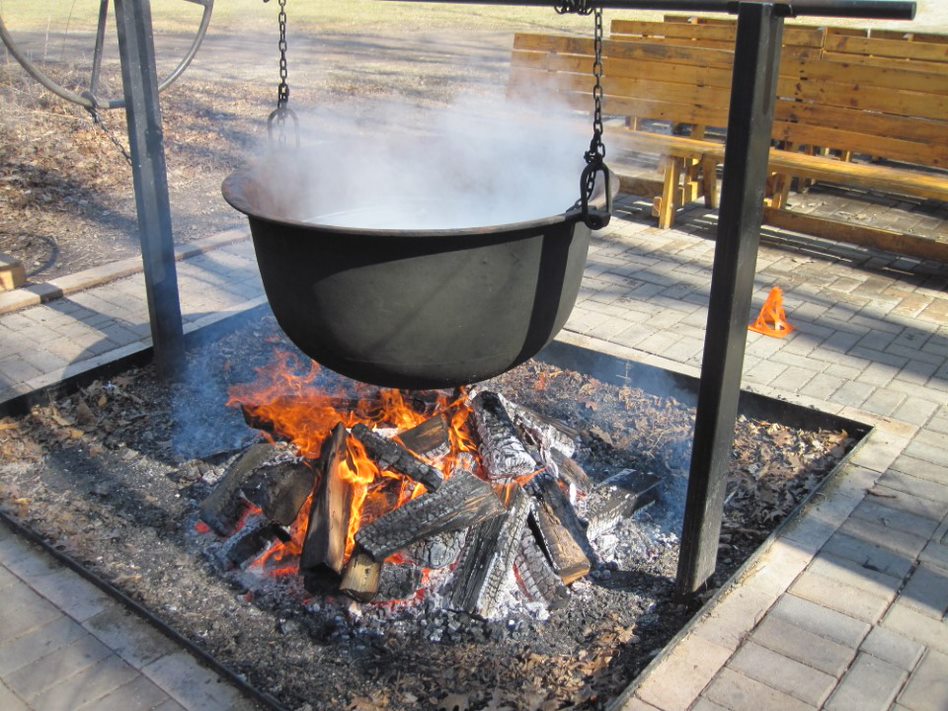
[86,106,133,167]
[583,7,606,185]
[555,0,593,16]
[264,0,297,146]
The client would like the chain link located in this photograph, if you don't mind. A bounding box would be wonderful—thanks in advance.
[263,0,295,146]
[277,0,289,109]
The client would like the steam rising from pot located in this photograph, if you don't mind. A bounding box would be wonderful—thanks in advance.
[246,93,590,230]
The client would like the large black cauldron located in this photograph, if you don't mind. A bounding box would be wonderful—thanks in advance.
[222,164,597,390]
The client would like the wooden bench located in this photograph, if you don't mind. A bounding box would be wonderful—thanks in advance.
[509,23,948,260]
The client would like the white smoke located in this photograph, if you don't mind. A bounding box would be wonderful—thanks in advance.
[241,90,592,230]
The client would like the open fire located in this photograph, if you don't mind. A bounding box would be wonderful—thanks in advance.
[197,351,660,619]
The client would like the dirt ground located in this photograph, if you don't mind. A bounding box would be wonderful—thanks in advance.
[1,2,945,281]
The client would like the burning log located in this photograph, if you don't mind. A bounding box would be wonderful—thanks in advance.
[514,527,570,610]
[407,530,466,569]
[449,485,532,619]
[397,414,451,460]
[340,547,382,602]
[301,423,353,588]
[199,442,297,536]
[471,391,538,481]
[526,472,591,584]
[215,516,285,569]
[355,472,504,561]
[550,448,593,496]
[350,423,443,492]
[499,394,578,459]
[584,469,662,539]
[239,456,316,527]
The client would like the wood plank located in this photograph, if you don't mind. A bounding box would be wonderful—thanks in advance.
[766,149,948,202]
[775,76,948,121]
[780,57,948,95]
[763,207,948,263]
[824,34,948,64]
[871,29,948,44]
[822,50,948,75]
[774,101,947,146]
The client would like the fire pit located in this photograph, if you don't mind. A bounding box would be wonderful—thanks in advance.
[222,155,609,390]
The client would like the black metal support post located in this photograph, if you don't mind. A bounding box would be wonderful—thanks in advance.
[675,1,783,595]
[113,0,184,378]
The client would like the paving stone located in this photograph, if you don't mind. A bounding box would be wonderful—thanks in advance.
[838,516,929,559]
[875,470,948,504]
[692,581,780,651]
[899,563,948,619]
[806,551,903,599]
[882,600,948,652]
[634,633,731,711]
[896,649,948,711]
[3,632,112,700]
[702,667,814,711]
[727,641,836,706]
[789,570,891,623]
[769,594,871,648]
[859,626,925,671]
[866,486,948,522]
[689,698,729,711]
[83,606,178,669]
[824,652,908,711]
[892,397,940,427]
[0,614,88,675]
[860,388,908,417]
[821,531,915,581]
[0,581,63,644]
[616,694,663,711]
[850,497,942,539]
[0,563,17,590]
[919,539,948,572]
[892,454,948,485]
[0,679,29,711]
[143,651,257,711]
[750,614,857,678]
[27,567,111,622]
[28,653,139,711]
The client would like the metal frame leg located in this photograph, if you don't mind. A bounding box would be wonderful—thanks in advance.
[675,1,784,596]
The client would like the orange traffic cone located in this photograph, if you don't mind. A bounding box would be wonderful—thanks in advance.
[749,286,795,338]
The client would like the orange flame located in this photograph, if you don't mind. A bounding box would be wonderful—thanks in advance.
[229,351,479,578]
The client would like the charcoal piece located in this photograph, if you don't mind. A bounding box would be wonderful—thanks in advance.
[449,485,531,619]
[514,527,570,610]
[472,391,538,481]
[355,472,504,561]
[397,414,451,459]
[527,471,591,584]
[378,562,423,600]
[407,530,466,569]
[340,547,382,602]
[584,469,661,539]
[350,423,443,491]
[301,423,352,586]
[499,394,578,459]
[240,456,315,526]
[199,443,285,536]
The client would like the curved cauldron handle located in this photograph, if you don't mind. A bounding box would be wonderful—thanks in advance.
[577,163,613,230]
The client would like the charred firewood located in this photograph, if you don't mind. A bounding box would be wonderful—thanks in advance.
[340,547,382,602]
[526,471,591,584]
[199,443,295,536]
[584,469,661,539]
[550,449,593,495]
[214,516,284,569]
[397,414,451,460]
[378,562,424,600]
[355,472,504,561]
[240,456,315,527]
[301,423,353,588]
[407,530,466,569]
[449,485,531,619]
[499,394,578,459]
[350,423,443,492]
[514,527,570,610]
[471,391,538,481]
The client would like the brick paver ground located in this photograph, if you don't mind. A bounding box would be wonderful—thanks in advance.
[0,193,946,710]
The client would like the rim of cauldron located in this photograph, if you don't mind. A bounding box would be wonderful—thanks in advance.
[221,166,596,238]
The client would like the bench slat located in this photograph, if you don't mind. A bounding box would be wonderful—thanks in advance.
[824,34,948,64]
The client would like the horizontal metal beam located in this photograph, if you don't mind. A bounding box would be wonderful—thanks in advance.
[380,0,916,20]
